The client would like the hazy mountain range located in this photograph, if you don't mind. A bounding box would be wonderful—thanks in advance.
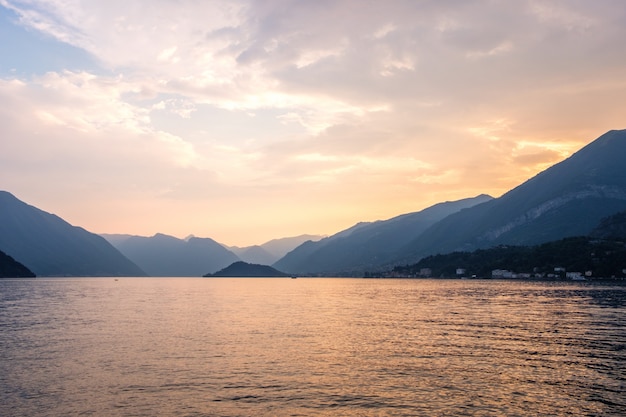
[100,233,240,277]
[275,129,626,275]
[1,129,625,277]
[393,207,626,279]
[0,191,146,277]
[274,194,493,274]
[100,233,324,276]
[393,129,626,265]
[224,235,325,265]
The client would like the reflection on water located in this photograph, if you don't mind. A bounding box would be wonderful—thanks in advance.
[1,278,625,416]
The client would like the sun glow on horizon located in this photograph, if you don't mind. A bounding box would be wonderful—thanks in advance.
[1,0,625,246]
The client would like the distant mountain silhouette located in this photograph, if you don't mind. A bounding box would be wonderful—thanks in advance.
[229,245,276,265]
[0,191,146,277]
[274,194,493,275]
[204,261,290,277]
[395,129,626,264]
[104,233,240,276]
[0,249,36,278]
[99,233,136,246]
[7,128,622,277]
[227,234,324,265]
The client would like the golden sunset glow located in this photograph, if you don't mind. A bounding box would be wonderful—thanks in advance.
[1,1,625,245]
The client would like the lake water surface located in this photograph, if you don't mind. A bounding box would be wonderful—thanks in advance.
[1,278,625,416]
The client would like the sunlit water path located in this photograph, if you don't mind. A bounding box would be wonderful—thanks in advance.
[1,278,625,416]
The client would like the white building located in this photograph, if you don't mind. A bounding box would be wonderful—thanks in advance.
[492,269,516,278]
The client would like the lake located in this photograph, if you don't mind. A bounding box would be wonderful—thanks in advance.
[1,278,625,416]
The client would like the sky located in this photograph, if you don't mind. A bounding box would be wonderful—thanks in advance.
[1,0,625,247]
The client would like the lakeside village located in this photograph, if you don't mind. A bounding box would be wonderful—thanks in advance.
[382,267,626,280]
[386,267,586,280]
[369,238,626,280]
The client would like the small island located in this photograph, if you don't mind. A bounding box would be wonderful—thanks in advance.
[204,261,291,277]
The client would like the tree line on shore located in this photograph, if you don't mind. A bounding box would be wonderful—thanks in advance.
[388,236,626,279]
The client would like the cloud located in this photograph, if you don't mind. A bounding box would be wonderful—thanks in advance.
[1,0,626,244]
[0,73,203,186]
[5,1,626,115]
[513,150,562,167]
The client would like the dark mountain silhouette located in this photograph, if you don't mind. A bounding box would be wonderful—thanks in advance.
[227,234,324,265]
[395,129,626,264]
[204,261,290,277]
[392,236,626,279]
[589,210,626,240]
[104,233,240,276]
[0,249,36,278]
[0,191,146,277]
[273,194,493,275]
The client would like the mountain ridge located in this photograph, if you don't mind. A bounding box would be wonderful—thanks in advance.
[394,129,626,265]
[589,210,626,240]
[226,234,325,265]
[4,129,624,277]
[103,233,240,277]
[0,249,36,278]
[274,194,493,274]
[0,191,146,277]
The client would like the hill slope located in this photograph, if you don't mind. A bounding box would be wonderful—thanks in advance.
[274,194,493,274]
[230,245,276,265]
[204,261,290,277]
[227,234,325,265]
[0,191,146,277]
[396,129,626,264]
[589,210,626,240]
[393,237,626,279]
[105,233,240,276]
[0,249,36,278]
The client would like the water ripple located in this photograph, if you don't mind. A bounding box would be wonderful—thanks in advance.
[1,278,625,416]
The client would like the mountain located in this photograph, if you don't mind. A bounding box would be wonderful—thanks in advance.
[204,261,290,277]
[392,236,626,279]
[0,191,146,277]
[227,234,324,265]
[395,129,626,264]
[589,210,626,240]
[0,249,36,278]
[273,194,493,275]
[99,233,136,246]
[260,234,325,258]
[104,233,240,276]
[230,245,277,265]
